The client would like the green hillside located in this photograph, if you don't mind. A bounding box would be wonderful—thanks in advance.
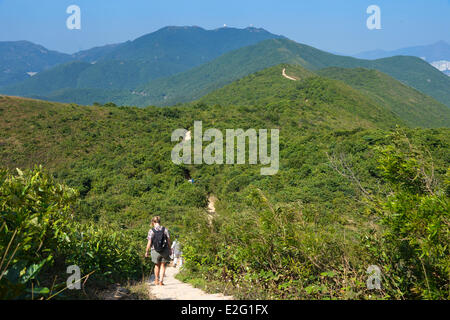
[0,41,72,87]
[0,27,282,99]
[199,64,402,129]
[135,39,450,108]
[29,88,132,106]
[3,37,450,112]
[368,55,450,108]
[317,67,450,128]
[199,64,450,128]
[1,61,93,96]
[1,62,448,299]
[71,43,124,63]
[102,26,284,62]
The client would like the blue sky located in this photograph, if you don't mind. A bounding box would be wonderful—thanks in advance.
[0,0,449,54]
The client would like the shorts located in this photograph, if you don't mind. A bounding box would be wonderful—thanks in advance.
[151,247,171,264]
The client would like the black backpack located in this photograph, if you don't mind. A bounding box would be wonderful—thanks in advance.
[152,227,168,253]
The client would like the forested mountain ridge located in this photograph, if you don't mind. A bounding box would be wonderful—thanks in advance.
[0,41,72,87]
[134,38,450,108]
[317,67,450,128]
[2,35,450,110]
[199,64,450,128]
[0,26,283,98]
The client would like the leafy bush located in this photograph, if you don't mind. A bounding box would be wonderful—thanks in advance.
[0,167,149,299]
[179,130,449,300]
[180,187,371,299]
[367,131,449,299]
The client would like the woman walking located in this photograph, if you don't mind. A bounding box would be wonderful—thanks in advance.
[145,216,172,286]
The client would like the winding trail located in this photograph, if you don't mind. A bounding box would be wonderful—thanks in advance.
[207,195,216,214]
[206,195,217,225]
[282,68,298,81]
[149,266,233,300]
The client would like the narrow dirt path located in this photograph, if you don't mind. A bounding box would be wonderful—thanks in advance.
[207,195,216,214]
[149,266,233,300]
[206,195,217,225]
[282,68,298,81]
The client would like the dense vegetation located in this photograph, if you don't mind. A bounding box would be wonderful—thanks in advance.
[179,127,449,299]
[317,67,450,128]
[0,166,149,299]
[0,63,448,299]
[133,38,450,108]
[0,41,72,87]
[200,65,450,128]
[2,36,450,109]
[0,26,282,103]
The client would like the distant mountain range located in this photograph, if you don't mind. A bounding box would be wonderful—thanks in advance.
[354,41,450,76]
[0,41,72,87]
[1,26,450,112]
[354,41,450,62]
[130,38,450,109]
[0,26,283,89]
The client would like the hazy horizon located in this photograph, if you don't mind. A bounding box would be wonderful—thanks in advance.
[0,0,449,55]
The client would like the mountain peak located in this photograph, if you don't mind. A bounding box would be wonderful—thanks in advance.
[156,25,206,32]
[100,25,284,63]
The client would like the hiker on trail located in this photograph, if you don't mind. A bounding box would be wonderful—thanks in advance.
[145,216,172,286]
[171,239,183,268]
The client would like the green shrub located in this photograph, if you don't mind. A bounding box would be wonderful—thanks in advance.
[367,131,449,299]
[0,167,149,299]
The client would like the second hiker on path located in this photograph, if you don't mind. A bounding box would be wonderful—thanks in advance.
[145,216,172,286]
[171,239,183,268]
